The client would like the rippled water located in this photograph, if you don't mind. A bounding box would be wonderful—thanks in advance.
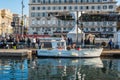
[0,57,120,80]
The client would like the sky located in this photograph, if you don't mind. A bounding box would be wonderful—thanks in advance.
[0,0,120,16]
[0,0,29,16]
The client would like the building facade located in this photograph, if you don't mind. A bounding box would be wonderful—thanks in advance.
[29,0,117,38]
[12,14,21,35]
[12,14,29,36]
[0,9,13,37]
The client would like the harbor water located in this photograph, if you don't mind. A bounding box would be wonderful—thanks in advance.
[0,57,120,80]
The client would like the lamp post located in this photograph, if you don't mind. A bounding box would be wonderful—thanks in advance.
[21,0,24,37]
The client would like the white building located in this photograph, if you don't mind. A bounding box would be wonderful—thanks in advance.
[29,0,117,38]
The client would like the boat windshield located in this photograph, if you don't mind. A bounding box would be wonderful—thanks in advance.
[40,38,66,50]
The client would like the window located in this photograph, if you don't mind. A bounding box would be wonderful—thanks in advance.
[37,13,40,17]
[64,0,67,3]
[103,0,107,1]
[32,20,35,25]
[31,12,35,17]
[42,13,46,17]
[86,0,89,3]
[48,0,51,3]
[91,6,95,9]
[74,6,78,10]
[64,6,66,10]
[52,19,56,24]
[70,0,73,3]
[91,28,95,31]
[109,5,113,9]
[86,6,89,9]
[103,5,107,9]
[31,7,35,10]
[80,6,83,10]
[37,0,40,3]
[59,0,62,3]
[97,6,101,9]
[97,28,100,31]
[48,7,51,10]
[42,20,45,24]
[75,0,78,3]
[53,6,56,10]
[32,28,34,30]
[58,6,61,10]
[98,0,101,2]
[37,7,40,10]
[69,6,72,10]
[48,20,51,24]
[42,7,46,10]
[32,0,36,3]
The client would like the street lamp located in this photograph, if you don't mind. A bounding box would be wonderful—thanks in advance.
[21,0,24,37]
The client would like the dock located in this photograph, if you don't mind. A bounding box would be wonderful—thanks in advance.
[101,49,120,58]
[0,49,120,58]
[0,49,32,58]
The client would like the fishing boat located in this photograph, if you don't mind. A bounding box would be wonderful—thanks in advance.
[37,38,103,58]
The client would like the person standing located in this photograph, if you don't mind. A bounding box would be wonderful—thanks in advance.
[108,39,113,50]
[32,37,36,48]
[27,38,31,48]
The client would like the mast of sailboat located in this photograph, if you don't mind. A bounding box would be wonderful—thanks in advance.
[76,11,84,46]
[76,11,79,45]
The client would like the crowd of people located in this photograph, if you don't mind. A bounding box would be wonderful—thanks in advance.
[0,34,114,50]
[0,35,41,49]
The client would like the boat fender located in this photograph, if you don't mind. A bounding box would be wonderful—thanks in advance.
[67,46,71,50]
[75,46,80,51]
[77,48,80,51]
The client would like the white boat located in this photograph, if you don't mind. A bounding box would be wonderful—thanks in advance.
[37,38,103,58]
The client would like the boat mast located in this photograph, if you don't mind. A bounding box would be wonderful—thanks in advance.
[76,11,84,46]
[76,11,79,45]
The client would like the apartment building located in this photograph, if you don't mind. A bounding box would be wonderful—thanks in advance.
[29,0,117,38]
[0,9,13,37]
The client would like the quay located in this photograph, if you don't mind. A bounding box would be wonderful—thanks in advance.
[101,49,120,58]
[0,49,32,58]
[0,49,120,58]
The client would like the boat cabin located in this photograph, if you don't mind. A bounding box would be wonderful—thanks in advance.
[39,38,66,50]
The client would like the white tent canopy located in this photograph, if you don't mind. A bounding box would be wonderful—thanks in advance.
[67,24,85,43]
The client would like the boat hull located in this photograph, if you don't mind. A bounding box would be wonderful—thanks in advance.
[37,48,103,58]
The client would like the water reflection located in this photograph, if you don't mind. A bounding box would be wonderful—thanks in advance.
[0,57,28,80]
[29,58,103,80]
[0,57,120,80]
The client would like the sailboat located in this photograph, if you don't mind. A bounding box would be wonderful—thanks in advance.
[37,11,103,58]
